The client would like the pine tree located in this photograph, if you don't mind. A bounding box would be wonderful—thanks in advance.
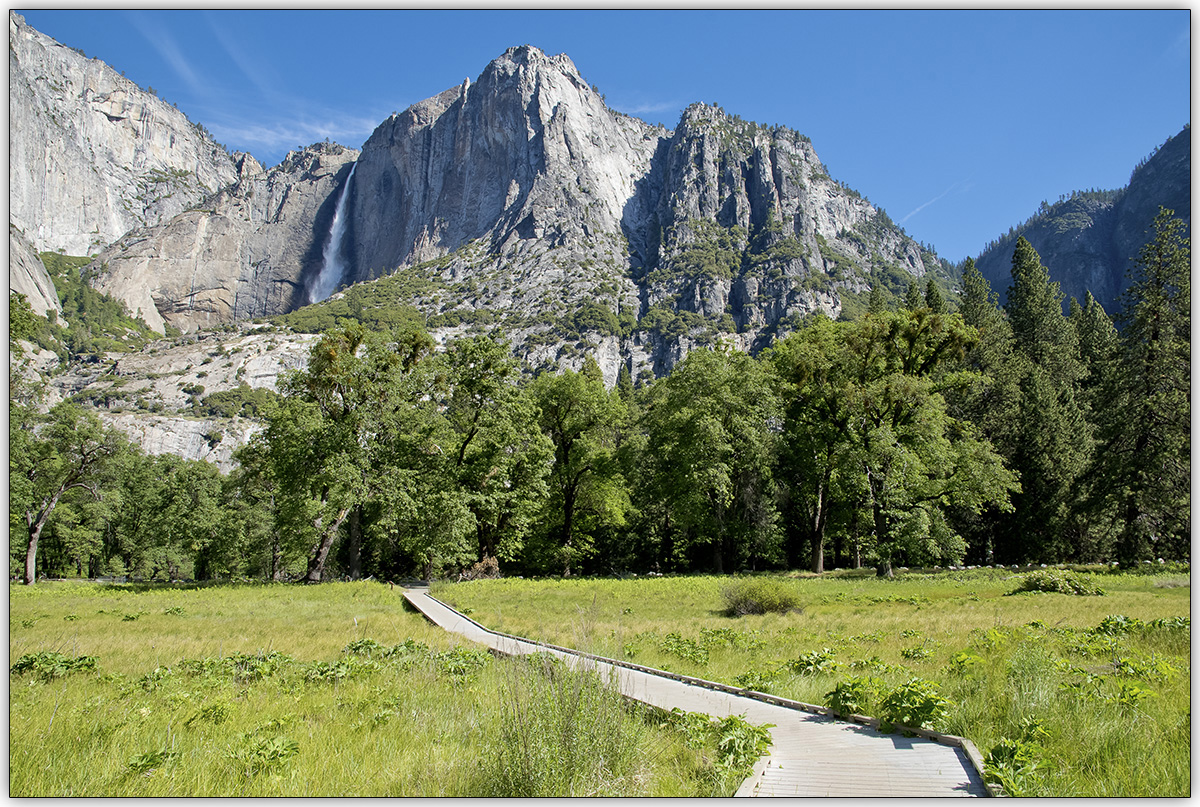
[1068,291,1118,416]
[904,280,923,311]
[1088,209,1190,563]
[924,277,947,313]
[945,259,1020,563]
[993,238,1092,562]
[867,284,887,316]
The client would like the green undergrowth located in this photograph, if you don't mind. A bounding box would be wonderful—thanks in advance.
[10,581,738,797]
[436,569,1191,797]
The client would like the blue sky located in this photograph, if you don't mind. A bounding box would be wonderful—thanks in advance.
[18,9,1190,262]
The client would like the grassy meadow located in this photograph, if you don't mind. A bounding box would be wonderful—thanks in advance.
[436,566,1191,797]
[9,581,742,797]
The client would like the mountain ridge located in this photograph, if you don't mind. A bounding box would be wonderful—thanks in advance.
[972,125,1189,312]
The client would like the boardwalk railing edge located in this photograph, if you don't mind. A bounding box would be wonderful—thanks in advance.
[412,589,997,796]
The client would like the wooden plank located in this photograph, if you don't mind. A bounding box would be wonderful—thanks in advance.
[403,587,991,798]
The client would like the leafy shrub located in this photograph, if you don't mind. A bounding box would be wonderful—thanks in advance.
[184,700,231,727]
[1111,654,1178,682]
[1108,681,1157,708]
[179,651,294,683]
[733,668,776,692]
[304,656,371,683]
[721,578,801,616]
[11,651,98,681]
[711,714,774,772]
[901,644,934,661]
[824,676,885,717]
[382,638,431,664]
[945,650,983,677]
[787,647,838,676]
[849,656,902,675]
[660,632,709,666]
[1146,616,1190,632]
[878,678,951,731]
[665,709,773,774]
[431,647,491,681]
[196,384,279,419]
[1092,614,1144,635]
[229,734,300,777]
[1009,569,1104,596]
[985,737,1047,796]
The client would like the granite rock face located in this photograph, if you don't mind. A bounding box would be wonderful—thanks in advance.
[13,24,943,386]
[343,46,940,381]
[87,144,360,333]
[10,225,62,320]
[19,324,319,468]
[9,12,238,256]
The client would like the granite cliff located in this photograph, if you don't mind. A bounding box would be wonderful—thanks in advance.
[87,143,360,333]
[9,13,238,256]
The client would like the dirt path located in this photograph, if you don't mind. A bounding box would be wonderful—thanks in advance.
[403,587,991,797]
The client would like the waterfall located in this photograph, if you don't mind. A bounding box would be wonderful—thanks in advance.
[309,162,357,304]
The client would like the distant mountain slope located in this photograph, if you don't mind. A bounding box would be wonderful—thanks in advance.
[974,126,1189,312]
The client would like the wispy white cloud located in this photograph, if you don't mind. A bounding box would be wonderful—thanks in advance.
[901,180,971,224]
[204,13,279,104]
[126,11,207,98]
[617,100,681,116]
[206,111,383,155]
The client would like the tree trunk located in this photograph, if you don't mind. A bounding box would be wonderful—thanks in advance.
[810,462,834,573]
[24,493,63,585]
[271,532,284,581]
[562,486,577,576]
[869,476,892,578]
[850,507,861,569]
[347,506,363,580]
[305,507,351,583]
[269,494,284,581]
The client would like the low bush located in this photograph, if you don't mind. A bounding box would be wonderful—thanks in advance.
[11,651,98,681]
[824,675,885,717]
[721,578,802,616]
[878,678,951,732]
[664,708,773,774]
[1008,569,1104,596]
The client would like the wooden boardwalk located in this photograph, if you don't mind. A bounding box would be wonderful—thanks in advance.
[403,587,991,798]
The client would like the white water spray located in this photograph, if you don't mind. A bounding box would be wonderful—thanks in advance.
[309,162,357,304]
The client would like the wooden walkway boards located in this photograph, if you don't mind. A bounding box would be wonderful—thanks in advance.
[403,587,991,798]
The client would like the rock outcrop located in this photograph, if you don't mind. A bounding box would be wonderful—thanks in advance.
[63,42,943,376]
[974,125,1190,312]
[9,12,238,256]
[86,144,360,333]
[10,225,62,320]
[20,323,319,467]
[342,46,944,380]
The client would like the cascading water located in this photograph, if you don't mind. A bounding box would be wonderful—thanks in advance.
[309,162,357,304]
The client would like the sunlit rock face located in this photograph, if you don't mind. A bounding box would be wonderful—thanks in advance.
[14,22,940,380]
[87,144,359,334]
[9,12,238,256]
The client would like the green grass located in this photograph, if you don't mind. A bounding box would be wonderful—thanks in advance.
[10,581,735,797]
[435,568,1191,797]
